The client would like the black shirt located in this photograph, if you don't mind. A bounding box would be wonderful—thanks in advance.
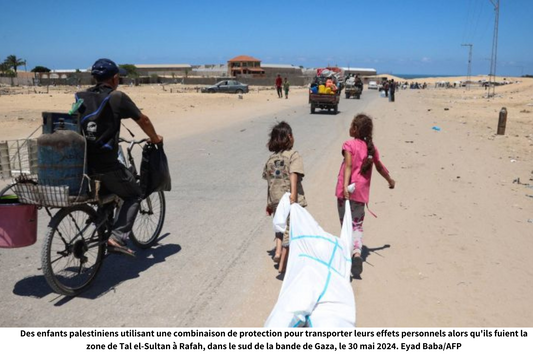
[76,84,142,173]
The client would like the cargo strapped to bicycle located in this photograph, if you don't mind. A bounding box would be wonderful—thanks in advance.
[12,177,100,208]
[1,118,97,208]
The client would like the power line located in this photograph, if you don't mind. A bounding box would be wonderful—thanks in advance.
[462,0,474,43]
[461,44,473,90]
[488,0,500,98]
[471,0,485,40]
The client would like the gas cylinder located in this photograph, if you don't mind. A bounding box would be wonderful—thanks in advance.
[37,122,86,196]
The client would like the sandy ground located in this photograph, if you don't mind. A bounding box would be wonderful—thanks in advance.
[354,77,533,326]
[1,78,532,326]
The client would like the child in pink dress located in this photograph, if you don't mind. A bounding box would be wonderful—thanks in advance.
[335,114,395,277]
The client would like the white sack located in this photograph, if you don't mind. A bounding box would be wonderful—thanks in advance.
[265,193,356,328]
[272,191,291,233]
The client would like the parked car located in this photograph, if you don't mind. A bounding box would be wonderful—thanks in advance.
[368,80,378,90]
[201,80,249,94]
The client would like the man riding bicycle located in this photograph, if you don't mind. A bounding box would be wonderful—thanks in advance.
[76,58,163,256]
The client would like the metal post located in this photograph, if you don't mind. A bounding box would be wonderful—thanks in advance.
[497,107,507,135]
[488,0,500,98]
[462,44,473,90]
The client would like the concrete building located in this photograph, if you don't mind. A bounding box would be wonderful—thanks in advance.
[135,64,192,77]
[261,64,303,78]
[227,55,265,77]
[38,69,91,85]
[40,69,87,79]
[341,67,377,77]
[192,64,228,77]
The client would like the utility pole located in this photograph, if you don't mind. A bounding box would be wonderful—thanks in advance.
[488,0,500,98]
[461,44,473,90]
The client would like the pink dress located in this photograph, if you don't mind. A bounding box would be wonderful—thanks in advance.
[335,138,388,203]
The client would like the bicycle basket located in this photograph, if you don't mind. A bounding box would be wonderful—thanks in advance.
[0,139,38,180]
[12,178,100,208]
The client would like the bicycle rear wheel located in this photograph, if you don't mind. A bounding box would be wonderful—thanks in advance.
[41,204,105,296]
[130,191,166,249]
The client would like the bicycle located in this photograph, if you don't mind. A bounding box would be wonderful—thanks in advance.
[39,138,166,296]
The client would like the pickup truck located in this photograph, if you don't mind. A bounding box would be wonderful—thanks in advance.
[309,71,343,114]
[309,91,340,114]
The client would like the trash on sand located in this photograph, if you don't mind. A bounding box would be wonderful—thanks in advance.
[444,108,450,111]
[405,140,414,143]
[528,219,533,223]
[432,126,441,131]
[511,159,517,163]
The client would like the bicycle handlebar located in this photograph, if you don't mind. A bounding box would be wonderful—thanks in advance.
[119,138,148,145]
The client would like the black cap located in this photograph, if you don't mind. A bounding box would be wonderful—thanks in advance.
[91,58,127,80]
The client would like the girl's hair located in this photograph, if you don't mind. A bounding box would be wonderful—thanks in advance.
[267,121,293,152]
[351,114,375,174]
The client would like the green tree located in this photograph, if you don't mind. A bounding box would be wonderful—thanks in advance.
[31,65,51,73]
[0,62,15,77]
[4,55,26,73]
[0,62,9,75]
[119,64,138,78]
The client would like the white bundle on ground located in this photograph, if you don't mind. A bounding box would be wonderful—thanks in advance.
[266,193,356,328]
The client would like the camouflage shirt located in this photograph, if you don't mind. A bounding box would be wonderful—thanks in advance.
[262,149,307,208]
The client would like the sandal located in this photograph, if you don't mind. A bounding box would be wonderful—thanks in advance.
[107,244,135,257]
[107,238,135,257]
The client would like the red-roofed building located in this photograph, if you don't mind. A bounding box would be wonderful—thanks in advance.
[227,55,265,77]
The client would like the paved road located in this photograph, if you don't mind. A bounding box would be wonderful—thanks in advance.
[0,91,378,327]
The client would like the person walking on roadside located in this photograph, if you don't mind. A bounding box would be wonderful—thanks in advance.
[263,121,307,274]
[283,77,290,99]
[389,79,396,102]
[76,58,163,257]
[335,114,395,277]
[275,74,283,98]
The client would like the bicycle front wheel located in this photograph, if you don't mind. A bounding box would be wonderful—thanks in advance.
[130,191,166,249]
[41,204,105,296]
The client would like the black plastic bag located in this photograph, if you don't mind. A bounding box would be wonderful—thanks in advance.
[140,142,171,197]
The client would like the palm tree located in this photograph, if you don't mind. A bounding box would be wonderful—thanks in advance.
[4,55,26,73]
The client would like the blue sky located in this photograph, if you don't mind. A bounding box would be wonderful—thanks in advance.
[1,0,532,76]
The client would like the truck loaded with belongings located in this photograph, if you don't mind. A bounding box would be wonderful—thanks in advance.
[309,68,343,114]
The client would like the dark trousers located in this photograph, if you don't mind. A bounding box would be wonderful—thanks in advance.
[276,86,282,97]
[98,165,142,241]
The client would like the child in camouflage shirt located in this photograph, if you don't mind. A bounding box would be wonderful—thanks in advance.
[263,121,307,273]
